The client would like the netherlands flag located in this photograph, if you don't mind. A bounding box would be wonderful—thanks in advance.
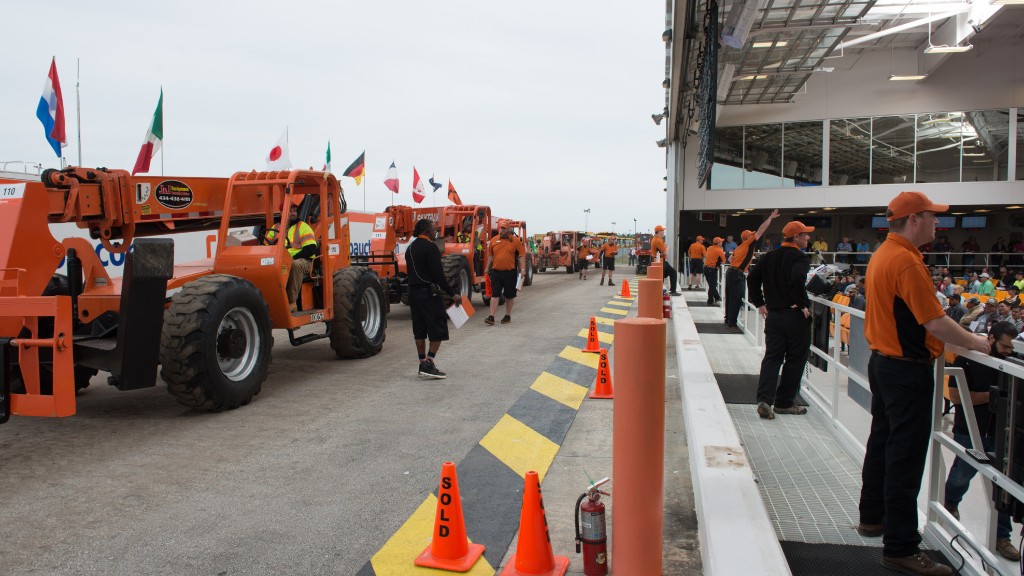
[36,57,66,158]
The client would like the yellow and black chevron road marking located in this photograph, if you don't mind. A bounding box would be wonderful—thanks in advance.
[358,282,637,576]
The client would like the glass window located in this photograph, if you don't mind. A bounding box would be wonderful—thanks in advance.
[870,115,916,184]
[712,126,744,190]
[962,110,1009,182]
[829,118,871,185]
[1017,110,1023,181]
[916,112,963,183]
[783,121,823,187]
[744,123,783,188]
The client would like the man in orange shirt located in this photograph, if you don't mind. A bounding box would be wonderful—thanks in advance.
[703,237,727,305]
[577,239,593,280]
[651,225,679,295]
[687,236,707,290]
[598,236,620,287]
[484,220,526,325]
[724,210,781,332]
[856,192,988,575]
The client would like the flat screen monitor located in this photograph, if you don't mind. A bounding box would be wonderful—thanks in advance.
[962,216,987,229]
[871,216,890,230]
[935,216,956,230]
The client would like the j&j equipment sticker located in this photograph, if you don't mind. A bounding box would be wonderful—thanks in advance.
[155,180,194,209]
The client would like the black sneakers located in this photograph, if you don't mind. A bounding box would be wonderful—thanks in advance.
[484,315,495,325]
[418,361,447,379]
[501,315,511,324]
[608,281,615,286]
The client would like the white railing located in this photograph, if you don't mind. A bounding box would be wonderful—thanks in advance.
[744,293,1024,576]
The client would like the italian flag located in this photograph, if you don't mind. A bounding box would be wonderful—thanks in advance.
[131,89,163,176]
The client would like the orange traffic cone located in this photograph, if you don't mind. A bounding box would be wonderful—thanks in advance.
[415,461,486,572]
[582,317,601,353]
[499,471,570,576]
[589,348,614,399]
[619,280,631,298]
[485,275,493,298]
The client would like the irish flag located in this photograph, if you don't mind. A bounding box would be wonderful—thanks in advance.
[412,167,425,204]
[131,89,163,176]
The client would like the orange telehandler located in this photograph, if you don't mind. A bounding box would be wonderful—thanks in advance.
[356,204,516,306]
[0,167,387,424]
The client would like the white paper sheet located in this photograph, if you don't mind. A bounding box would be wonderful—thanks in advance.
[447,304,470,329]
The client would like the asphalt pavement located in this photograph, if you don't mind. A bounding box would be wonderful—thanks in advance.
[0,265,699,575]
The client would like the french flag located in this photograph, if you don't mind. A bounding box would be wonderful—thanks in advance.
[36,57,66,158]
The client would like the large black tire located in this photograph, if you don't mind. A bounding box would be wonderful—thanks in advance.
[330,267,387,358]
[442,255,473,306]
[160,275,273,411]
[523,259,534,286]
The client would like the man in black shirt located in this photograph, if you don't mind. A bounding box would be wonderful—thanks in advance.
[943,321,1020,561]
[405,218,462,379]
[747,220,814,420]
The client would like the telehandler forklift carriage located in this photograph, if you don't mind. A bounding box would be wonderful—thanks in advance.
[0,167,386,424]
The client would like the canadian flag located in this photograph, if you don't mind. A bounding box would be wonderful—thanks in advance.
[412,167,425,204]
[266,130,291,170]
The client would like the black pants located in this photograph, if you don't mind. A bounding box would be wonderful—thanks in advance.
[755,309,811,408]
[724,267,744,326]
[704,267,720,303]
[859,354,934,558]
[663,262,677,292]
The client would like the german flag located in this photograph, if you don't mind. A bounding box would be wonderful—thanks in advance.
[448,180,462,205]
[342,151,365,185]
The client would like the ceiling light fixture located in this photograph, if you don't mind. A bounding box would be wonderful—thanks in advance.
[752,41,788,48]
[737,75,769,81]
[951,212,966,215]
[1007,206,1023,210]
[975,209,991,213]
[924,44,973,53]
[962,152,987,157]
[889,74,927,81]
[823,207,835,211]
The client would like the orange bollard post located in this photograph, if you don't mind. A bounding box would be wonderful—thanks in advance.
[499,471,570,576]
[637,278,662,319]
[647,263,663,280]
[619,279,631,299]
[589,348,614,399]
[415,461,486,572]
[582,317,602,353]
[611,318,666,576]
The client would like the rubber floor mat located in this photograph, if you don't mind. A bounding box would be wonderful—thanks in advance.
[693,322,736,334]
[781,541,953,576]
[714,373,807,406]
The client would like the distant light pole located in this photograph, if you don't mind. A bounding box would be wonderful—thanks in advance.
[611,221,616,233]
[633,218,637,237]
[584,208,590,234]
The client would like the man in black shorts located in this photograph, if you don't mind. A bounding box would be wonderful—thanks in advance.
[598,236,619,286]
[406,218,462,378]
[485,219,525,325]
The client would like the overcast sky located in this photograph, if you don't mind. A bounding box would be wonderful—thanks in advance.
[3,1,669,235]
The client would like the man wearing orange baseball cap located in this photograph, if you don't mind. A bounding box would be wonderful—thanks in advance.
[724,210,781,332]
[857,191,989,575]
[687,235,707,290]
[651,225,680,295]
[704,237,727,305]
[747,219,816,421]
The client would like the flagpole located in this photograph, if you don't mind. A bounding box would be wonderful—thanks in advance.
[76,58,82,167]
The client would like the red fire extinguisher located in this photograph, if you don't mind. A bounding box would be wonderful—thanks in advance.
[575,477,610,576]
[663,290,672,318]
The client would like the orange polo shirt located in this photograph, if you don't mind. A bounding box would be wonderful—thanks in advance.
[729,235,758,272]
[599,242,619,258]
[651,235,668,260]
[488,234,523,271]
[688,241,706,259]
[705,245,726,268]
[865,233,946,359]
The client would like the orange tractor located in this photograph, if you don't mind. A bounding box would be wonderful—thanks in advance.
[357,204,512,305]
[0,167,387,424]
[635,233,654,274]
[535,231,579,274]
